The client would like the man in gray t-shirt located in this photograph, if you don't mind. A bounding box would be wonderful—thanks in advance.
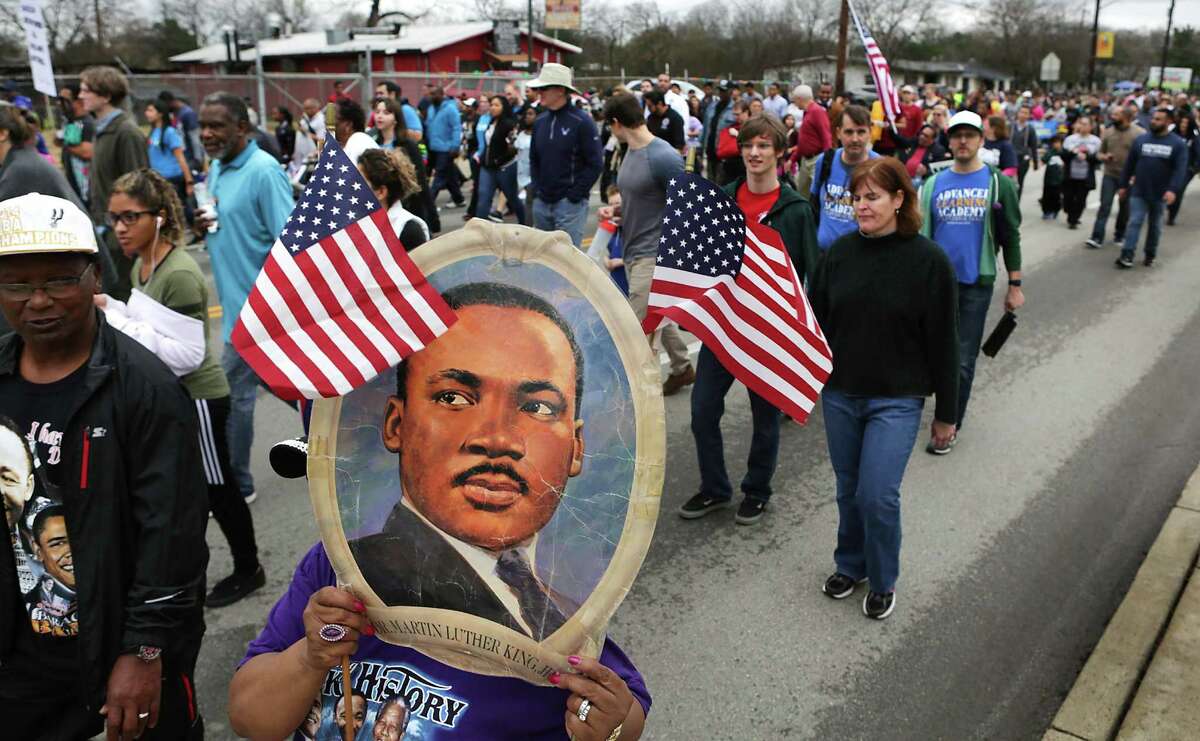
[600,94,694,395]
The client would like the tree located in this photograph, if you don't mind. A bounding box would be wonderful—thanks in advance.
[365,0,432,27]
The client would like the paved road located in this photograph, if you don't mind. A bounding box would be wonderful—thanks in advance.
[189,171,1200,740]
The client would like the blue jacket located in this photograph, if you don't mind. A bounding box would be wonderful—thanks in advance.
[530,104,603,203]
[1119,131,1189,199]
[426,99,462,153]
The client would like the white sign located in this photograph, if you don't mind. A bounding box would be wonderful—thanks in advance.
[1147,66,1193,92]
[18,0,56,97]
[1040,52,1061,83]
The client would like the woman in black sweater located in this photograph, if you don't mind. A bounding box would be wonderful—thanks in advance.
[473,95,525,224]
[368,97,440,233]
[808,157,959,621]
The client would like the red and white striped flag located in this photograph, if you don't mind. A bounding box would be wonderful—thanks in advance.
[643,173,832,422]
[232,137,456,400]
[848,0,903,129]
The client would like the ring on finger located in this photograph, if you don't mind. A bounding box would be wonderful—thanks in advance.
[319,623,349,642]
[137,712,150,719]
[577,698,591,723]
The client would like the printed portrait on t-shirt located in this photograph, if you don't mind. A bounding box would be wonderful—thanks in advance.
[0,414,79,638]
[309,222,662,682]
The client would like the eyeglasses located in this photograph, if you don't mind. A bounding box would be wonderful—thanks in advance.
[0,264,93,301]
[105,210,155,227]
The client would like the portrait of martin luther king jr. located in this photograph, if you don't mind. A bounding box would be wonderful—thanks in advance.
[351,282,589,641]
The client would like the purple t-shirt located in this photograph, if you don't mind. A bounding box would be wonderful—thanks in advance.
[241,543,651,740]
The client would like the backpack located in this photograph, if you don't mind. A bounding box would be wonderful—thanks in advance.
[811,147,838,226]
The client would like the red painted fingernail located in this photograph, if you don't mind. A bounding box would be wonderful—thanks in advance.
[354,600,365,612]
[364,624,375,636]
[548,672,561,685]
[567,655,581,666]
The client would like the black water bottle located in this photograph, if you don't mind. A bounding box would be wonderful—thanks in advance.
[982,311,1018,358]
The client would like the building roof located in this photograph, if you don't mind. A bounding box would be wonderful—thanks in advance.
[169,23,581,65]
[894,59,1012,80]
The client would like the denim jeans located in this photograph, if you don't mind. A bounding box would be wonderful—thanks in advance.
[956,281,995,429]
[429,150,464,205]
[221,343,264,497]
[533,196,590,248]
[1090,174,1129,243]
[690,346,781,503]
[1121,196,1165,261]
[822,389,924,593]
[475,161,526,223]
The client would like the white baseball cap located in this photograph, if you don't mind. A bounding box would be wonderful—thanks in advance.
[526,63,580,95]
[946,110,984,134]
[0,193,97,257]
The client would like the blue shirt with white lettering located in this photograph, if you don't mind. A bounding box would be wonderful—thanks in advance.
[929,166,992,285]
[811,148,880,251]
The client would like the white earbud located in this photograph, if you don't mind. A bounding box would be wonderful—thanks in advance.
[156,216,164,228]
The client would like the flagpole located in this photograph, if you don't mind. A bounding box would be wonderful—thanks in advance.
[835,0,849,94]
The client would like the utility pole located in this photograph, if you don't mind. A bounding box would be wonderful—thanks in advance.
[1158,0,1176,89]
[1087,0,1100,90]
[528,0,534,71]
[835,0,849,93]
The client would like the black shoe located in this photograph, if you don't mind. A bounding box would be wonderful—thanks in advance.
[823,572,867,600]
[1068,222,1078,230]
[1115,256,1134,269]
[1144,256,1155,267]
[863,590,896,620]
[206,565,266,608]
[925,434,957,455]
[678,493,732,519]
[734,498,767,525]
[1085,237,1102,249]
[269,436,308,479]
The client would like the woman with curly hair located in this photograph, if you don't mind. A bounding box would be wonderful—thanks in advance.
[357,148,430,249]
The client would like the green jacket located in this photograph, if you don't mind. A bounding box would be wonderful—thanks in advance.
[89,110,149,224]
[722,179,820,283]
[918,164,1022,286]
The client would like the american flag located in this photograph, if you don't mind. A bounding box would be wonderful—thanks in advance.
[848,0,903,129]
[231,137,456,400]
[643,173,832,422]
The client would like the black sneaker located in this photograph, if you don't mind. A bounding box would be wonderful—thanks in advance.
[925,434,957,455]
[1115,256,1134,269]
[863,590,896,620]
[678,493,732,519]
[206,565,266,608]
[1144,256,1155,267]
[1084,237,1102,249]
[823,573,867,600]
[734,498,767,525]
[269,436,308,479]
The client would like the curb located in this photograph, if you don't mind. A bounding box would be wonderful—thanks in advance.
[1044,465,1200,740]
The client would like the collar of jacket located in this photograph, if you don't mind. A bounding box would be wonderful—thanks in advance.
[722,177,807,221]
[0,308,116,408]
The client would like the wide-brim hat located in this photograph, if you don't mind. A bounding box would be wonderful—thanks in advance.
[0,193,98,257]
[527,63,580,95]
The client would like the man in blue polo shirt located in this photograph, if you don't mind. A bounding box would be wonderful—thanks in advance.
[195,92,294,504]
[811,105,879,251]
[425,86,464,208]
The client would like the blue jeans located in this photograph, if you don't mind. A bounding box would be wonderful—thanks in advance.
[689,346,781,503]
[221,343,264,497]
[822,389,924,594]
[1090,174,1129,243]
[956,281,994,429]
[429,150,464,205]
[475,161,526,223]
[1121,196,1165,261]
[533,197,589,248]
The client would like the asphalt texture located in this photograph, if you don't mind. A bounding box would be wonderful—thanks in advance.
[187,170,1200,740]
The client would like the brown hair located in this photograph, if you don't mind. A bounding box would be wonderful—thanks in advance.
[0,105,32,146]
[80,66,130,106]
[602,93,644,128]
[848,158,922,237]
[357,148,419,206]
[841,104,871,128]
[987,115,1009,139]
[110,168,186,245]
[737,114,788,152]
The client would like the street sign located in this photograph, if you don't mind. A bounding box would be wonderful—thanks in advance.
[494,19,520,56]
[1040,52,1061,82]
[1096,32,1114,60]
[17,0,56,97]
[545,0,582,31]
[1147,66,1193,92]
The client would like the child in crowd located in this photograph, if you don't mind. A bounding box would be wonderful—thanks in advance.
[1040,134,1064,220]
[587,185,628,295]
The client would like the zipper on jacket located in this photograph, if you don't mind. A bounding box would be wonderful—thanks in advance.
[80,427,90,490]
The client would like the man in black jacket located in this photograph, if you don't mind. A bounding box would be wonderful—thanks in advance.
[644,90,686,154]
[0,193,208,740]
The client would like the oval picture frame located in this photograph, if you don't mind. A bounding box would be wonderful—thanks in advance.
[308,220,664,684]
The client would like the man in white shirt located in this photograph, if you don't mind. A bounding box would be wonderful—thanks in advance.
[351,283,588,641]
[763,82,789,121]
[656,73,690,122]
